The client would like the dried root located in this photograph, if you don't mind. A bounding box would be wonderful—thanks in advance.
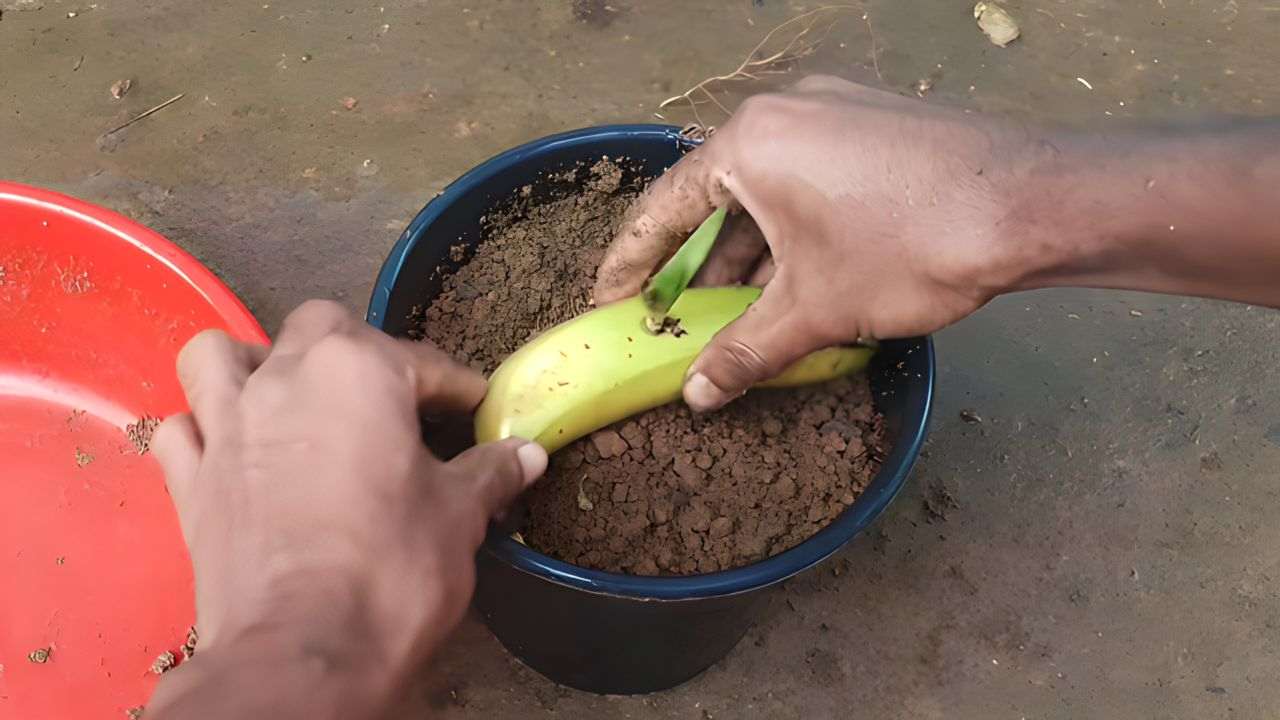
[658,5,880,127]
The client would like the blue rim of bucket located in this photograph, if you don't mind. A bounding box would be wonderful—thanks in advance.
[368,124,935,601]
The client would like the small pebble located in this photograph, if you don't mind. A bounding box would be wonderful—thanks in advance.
[619,421,647,449]
[590,430,628,459]
[709,516,734,539]
[673,457,706,491]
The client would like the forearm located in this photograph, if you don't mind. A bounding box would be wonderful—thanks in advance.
[1006,121,1280,305]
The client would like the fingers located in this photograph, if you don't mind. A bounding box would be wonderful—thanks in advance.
[683,276,817,412]
[393,338,488,414]
[273,300,483,414]
[695,211,768,287]
[273,300,355,356]
[448,438,548,520]
[748,255,777,286]
[176,330,268,432]
[593,146,733,304]
[152,413,202,510]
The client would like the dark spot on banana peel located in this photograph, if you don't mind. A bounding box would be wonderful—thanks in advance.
[652,316,687,337]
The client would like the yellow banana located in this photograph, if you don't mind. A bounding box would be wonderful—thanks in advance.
[474,286,875,453]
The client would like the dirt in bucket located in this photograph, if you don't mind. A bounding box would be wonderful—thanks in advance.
[414,159,886,575]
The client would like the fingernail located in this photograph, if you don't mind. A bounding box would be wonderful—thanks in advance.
[684,372,728,412]
[516,442,548,486]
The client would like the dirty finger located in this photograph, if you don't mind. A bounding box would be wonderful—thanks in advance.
[593,144,733,304]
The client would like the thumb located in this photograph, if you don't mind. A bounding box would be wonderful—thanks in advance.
[683,278,815,412]
[448,438,548,518]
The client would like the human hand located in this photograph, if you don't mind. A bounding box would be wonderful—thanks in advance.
[596,76,1053,411]
[147,301,547,718]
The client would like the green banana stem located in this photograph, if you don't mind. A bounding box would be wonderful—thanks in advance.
[641,207,728,333]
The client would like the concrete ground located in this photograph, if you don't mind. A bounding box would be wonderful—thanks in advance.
[4,0,1280,717]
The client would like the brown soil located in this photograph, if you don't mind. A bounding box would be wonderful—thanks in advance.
[125,415,162,455]
[74,447,94,468]
[150,650,176,675]
[416,160,885,575]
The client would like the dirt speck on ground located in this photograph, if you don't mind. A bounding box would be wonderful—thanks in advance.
[923,481,960,523]
[572,0,623,27]
[417,159,884,574]
[109,78,132,100]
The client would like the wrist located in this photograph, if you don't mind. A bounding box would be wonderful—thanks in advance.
[150,567,440,719]
[149,580,407,719]
[987,126,1122,293]
[220,563,443,668]
[146,620,394,712]
[926,122,1102,301]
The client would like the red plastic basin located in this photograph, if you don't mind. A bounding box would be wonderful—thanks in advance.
[0,182,266,717]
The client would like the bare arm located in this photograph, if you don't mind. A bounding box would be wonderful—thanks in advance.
[595,76,1280,410]
[146,302,547,719]
[1010,122,1280,303]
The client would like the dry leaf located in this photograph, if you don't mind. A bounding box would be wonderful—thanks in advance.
[110,78,132,99]
[974,2,1020,47]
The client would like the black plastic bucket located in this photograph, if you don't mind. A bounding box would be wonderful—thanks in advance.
[367,124,935,694]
